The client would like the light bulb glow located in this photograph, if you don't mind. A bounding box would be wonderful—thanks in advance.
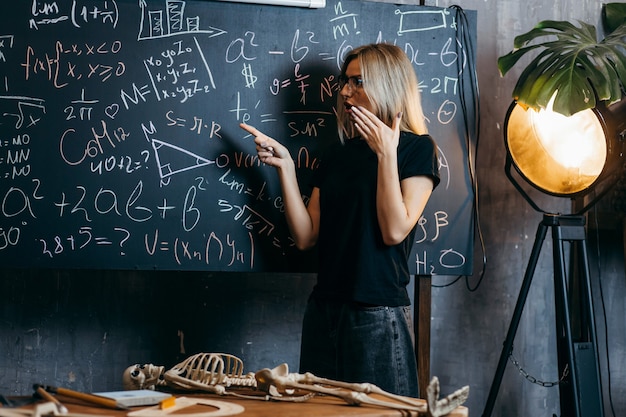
[506,99,608,196]
[529,104,605,175]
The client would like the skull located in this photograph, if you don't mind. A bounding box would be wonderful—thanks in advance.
[122,363,165,390]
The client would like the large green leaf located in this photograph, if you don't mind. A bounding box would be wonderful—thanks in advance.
[603,2,626,34]
[498,19,626,116]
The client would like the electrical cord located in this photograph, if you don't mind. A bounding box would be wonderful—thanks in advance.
[432,5,486,290]
[591,205,616,417]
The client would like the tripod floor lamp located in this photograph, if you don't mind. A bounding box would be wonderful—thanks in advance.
[482,10,626,416]
[481,97,626,417]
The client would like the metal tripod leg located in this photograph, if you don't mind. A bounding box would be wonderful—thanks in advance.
[482,214,604,417]
[551,215,603,417]
[481,217,549,417]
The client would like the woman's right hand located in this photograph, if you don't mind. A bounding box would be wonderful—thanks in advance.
[239,123,290,169]
[240,123,317,249]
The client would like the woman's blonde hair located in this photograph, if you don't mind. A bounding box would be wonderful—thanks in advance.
[336,43,427,142]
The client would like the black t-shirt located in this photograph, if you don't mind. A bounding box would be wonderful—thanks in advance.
[309,131,440,306]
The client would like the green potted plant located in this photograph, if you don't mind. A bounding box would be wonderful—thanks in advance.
[497,2,626,116]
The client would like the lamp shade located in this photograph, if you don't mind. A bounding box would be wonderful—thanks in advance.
[504,97,626,210]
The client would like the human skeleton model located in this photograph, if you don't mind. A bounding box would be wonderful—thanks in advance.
[122,353,469,417]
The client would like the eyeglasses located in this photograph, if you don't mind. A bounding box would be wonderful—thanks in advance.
[338,74,363,90]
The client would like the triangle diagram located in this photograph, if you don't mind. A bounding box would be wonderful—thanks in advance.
[150,138,214,180]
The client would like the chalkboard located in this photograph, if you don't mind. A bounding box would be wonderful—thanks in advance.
[0,0,476,274]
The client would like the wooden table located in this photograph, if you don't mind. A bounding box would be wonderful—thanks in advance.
[8,392,467,417]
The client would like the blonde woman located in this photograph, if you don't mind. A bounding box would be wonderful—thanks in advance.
[240,43,439,397]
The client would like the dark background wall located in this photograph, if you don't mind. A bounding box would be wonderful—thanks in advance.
[1,270,315,390]
[2,1,626,417]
